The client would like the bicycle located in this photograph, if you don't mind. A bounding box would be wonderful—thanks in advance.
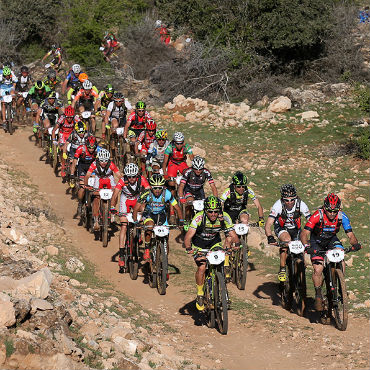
[193,243,229,335]
[80,178,95,233]
[98,186,113,248]
[2,93,15,135]
[278,240,306,316]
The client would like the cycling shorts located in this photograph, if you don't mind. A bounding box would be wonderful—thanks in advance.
[93,175,116,190]
[225,209,249,224]
[274,222,300,240]
[78,100,94,111]
[119,196,138,216]
[309,235,344,262]
[142,211,167,226]
[184,188,205,201]
[167,161,188,178]
[58,132,71,145]
[77,163,90,178]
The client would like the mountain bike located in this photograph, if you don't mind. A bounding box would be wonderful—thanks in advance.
[2,93,15,135]
[99,186,113,247]
[81,178,95,233]
[81,110,94,134]
[278,240,306,316]
[193,243,229,335]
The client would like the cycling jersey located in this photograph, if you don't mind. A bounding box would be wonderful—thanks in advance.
[15,74,32,92]
[42,76,62,91]
[74,88,99,102]
[107,101,131,121]
[65,70,82,88]
[28,86,52,104]
[116,175,150,200]
[40,98,62,114]
[0,74,18,87]
[221,185,256,221]
[190,211,234,249]
[165,143,193,164]
[74,145,96,177]
[56,114,80,135]
[137,130,156,151]
[98,91,113,109]
[88,160,119,178]
[139,189,177,215]
[67,131,90,151]
[181,168,214,199]
[127,111,151,130]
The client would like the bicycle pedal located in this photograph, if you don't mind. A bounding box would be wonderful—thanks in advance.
[119,266,125,274]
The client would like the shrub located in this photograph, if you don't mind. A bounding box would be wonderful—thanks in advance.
[354,127,370,160]
[353,83,370,113]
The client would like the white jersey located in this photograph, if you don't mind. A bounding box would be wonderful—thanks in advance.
[107,100,132,119]
[147,140,169,164]
[269,199,310,229]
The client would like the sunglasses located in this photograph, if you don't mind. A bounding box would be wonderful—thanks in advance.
[283,198,296,202]
[157,138,166,141]
[127,175,136,179]
[175,142,184,145]
[325,209,339,214]
[235,185,246,189]
[152,186,163,190]
[137,109,145,112]
[207,210,220,214]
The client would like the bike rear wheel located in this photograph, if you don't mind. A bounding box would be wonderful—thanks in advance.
[294,259,306,316]
[156,239,168,295]
[332,268,348,331]
[214,270,228,335]
[235,239,248,290]
[128,227,139,280]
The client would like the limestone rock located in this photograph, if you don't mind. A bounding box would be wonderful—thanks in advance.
[0,300,16,327]
[268,96,292,113]
[300,111,319,120]
[46,245,59,256]
[15,268,53,299]
[172,113,186,123]
[31,298,53,313]
[65,257,85,273]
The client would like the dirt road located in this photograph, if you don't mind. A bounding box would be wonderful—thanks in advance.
[0,128,369,370]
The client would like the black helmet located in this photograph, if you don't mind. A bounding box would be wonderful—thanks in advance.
[113,91,124,101]
[35,80,44,90]
[48,69,56,79]
[232,171,248,186]
[20,66,29,73]
[280,184,297,198]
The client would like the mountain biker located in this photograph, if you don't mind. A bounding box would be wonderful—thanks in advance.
[42,69,62,92]
[70,135,99,216]
[103,92,132,140]
[220,171,264,226]
[42,44,62,70]
[96,84,114,132]
[52,105,80,178]
[15,66,33,111]
[184,195,239,311]
[301,193,362,311]
[84,148,123,231]
[146,129,170,177]
[111,163,150,272]
[35,91,63,131]
[101,31,121,62]
[265,184,311,283]
[135,119,157,176]
[0,66,18,127]
[66,72,90,105]
[72,80,99,133]
[124,101,151,139]
[133,174,183,262]
[62,64,84,95]
[63,121,90,167]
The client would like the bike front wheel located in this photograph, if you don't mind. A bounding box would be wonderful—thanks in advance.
[156,239,168,295]
[235,239,248,290]
[214,270,228,335]
[294,259,306,316]
[101,200,110,247]
[332,268,348,331]
[128,227,139,280]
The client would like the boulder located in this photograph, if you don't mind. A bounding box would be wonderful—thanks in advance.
[192,147,206,158]
[0,300,16,327]
[65,257,85,273]
[45,245,59,256]
[300,111,319,120]
[172,113,186,123]
[30,298,53,313]
[268,96,292,113]
[15,268,53,299]
[0,227,28,245]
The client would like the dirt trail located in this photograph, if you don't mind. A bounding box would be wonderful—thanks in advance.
[0,128,369,370]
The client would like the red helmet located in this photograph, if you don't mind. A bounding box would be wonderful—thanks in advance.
[86,136,97,150]
[64,105,75,117]
[146,119,156,131]
[323,193,341,212]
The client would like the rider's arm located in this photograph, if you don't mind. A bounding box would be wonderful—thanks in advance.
[42,51,50,62]
[173,203,183,222]
[51,122,59,141]
[111,187,120,208]
[70,158,78,176]
[264,216,275,238]
[71,93,79,109]
[184,227,196,251]
[35,108,42,124]
[61,79,68,95]
[300,228,311,246]
[162,153,169,176]
[177,182,185,199]
[210,182,218,197]
[253,198,264,218]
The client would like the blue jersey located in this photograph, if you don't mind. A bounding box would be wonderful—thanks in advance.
[140,189,177,214]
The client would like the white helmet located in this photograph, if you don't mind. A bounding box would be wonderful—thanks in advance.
[173,131,184,143]
[192,155,205,170]
[72,64,81,74]
[97,148,110,162]
[155,20,162,28]
[124,163,139,177]
[83,80,93,90]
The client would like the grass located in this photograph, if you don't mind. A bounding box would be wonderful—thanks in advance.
[4,337,15,358]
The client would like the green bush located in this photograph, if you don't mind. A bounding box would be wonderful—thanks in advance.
[353,84,370,113]
[354,127,370,160]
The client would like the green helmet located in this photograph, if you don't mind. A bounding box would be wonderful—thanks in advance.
[149,174,166,187]
[35,80,45,90]
[136,101,146,110]
[232,171,248,186]
[204,196,222,211]
[48,91,57,99]
[2,67,11,76]
[105,84,114,93]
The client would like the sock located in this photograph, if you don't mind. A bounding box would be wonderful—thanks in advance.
[224,254,229,267]
[197,284,204,296]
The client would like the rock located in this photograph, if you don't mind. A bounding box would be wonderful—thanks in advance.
[300,111,319,120]
[30,298,53,313]
[268,96,292,113]
[173,95,186,106]
[12,298,31,323]
[346,255,354,267]
[344,183,358,191]
[65,257,85,273]
[113,357,140,370]
[99,340,114,355]
[364,300,370,308]
[355,197,366,202]
[192,147,206,158]
[0,227,28,245]
[172,113,186,123]
[358,180,369,187]
[69,279,80,287]
[45,245,59,256]
[15,268,53,299]
[113,337,138,355]
[256,95,269,107]
[0,300,16,327]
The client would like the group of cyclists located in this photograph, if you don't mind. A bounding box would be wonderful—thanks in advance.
[0,57,363,317]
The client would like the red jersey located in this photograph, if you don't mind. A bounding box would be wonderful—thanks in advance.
[137,130,156,150]
[56,114,79,134]
[88,160,119,178]
[74,145,96,165]
[127,111,152,130]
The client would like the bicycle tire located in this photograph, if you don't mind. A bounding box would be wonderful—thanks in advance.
[294,259,306,316]
[281,256,293,311]
[129,227,139,280]
[6,105,14,135]
[332,268,348,331]
[204,275,215,328]
[81,203,87,228]
[101,200,109,247]
[149,261,157,289]
[214,270,228,335]
[156,239,168,295]
[52,145,59,173]
[236,239,248,290]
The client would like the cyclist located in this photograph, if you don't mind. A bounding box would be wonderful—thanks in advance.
[124,101,151,139]
[97,84,114,134]
[103,92,132,140]
[133,173,183,263]
[146,129,170,177]
[135,119,157,175]
[42,44,62,70]
[52,105,80,178]
[265,184,311,283]
[62,64,83,95]
[301,193,362,311]
[72,80,99,133]
[42,69,62,93]
[0,66,18,127]
[35,91,63,131]
[220,171,264,226]
[111,163,150,273]
[101,31,122,61]
[84,148,123,231]
[70,136,99,216]
[15,66,33,112]
[184,196,239,311]
[66,72,89,105]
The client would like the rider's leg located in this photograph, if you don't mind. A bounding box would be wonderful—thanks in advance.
[276,230,291,282]
[92,195,100,230]
[143,219,154,260]
[118,215,128,271]
[312,260,324,311]
[195,260,206,310]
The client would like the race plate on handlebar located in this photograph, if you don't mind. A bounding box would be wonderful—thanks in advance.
[81,111,91,119]
[45,63,51,69]
[288,240,304,254]
[326,249,345,263]
[88,177,95,187]
[116,127,124,136]
[153,225,169,237]
[126,213,142,223]
[193,200,204,211]
[99,188,113,200]
[3,95,12,103]
[206,250,225,265]
[99,47,105,51]
[175,174,182,185]
[22,92,28,98]
[234,223,249,236]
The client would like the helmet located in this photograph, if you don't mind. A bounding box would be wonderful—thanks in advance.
[86,136,97,150]
[280,184,297,199]
[323,193,341,212]
[204,196,222,211]
[78,73,88,83]
[173,132,184,143]
[155,129,168,140]
[127,130,136,138]
[113,91,124,101]
[124,163,139,177]
[75,121,86,134]
[232,171,248,186]
[48,69,56,79]
[146,119,156,131]
[35,80,44,90]
[48,91,57,99]
[72,64,81,74]
[20,66,29,73]
[136,101,146,110]
[105,84,114,93]
[192,155,205,170]
[2,66,11,76]
[64,105,75,117]
[149,174,166,187]
[97,148,110,162]
[83,80,92,90]
[155,20,162,28]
